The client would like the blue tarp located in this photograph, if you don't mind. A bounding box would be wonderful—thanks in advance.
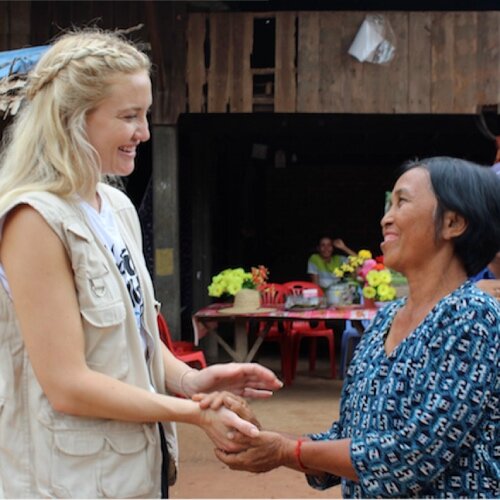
[0,45,49,79]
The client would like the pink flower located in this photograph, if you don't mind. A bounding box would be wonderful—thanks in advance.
[358,259,377,279]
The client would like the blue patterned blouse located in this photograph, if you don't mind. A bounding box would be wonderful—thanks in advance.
[307,280,499,498]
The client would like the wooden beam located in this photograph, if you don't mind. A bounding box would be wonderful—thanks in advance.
[431,12,455,113]
[152,125,181,340]
[208,13,231,112]
[275,11,296,112]
[409,12,432,113]
[145,1,187,124]
[8,0,30,49]
[477,12,500,108]
[297,11,320,112]
[230,12,252,112]
[187,13,207,113]
[453,12,477,113]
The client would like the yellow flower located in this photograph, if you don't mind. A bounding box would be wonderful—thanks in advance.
[358,249,372,260]
[208,282,224,297]
[334,268,344,278]
[227,280,242,295]
[378,269,392,284]
[366,269,382,287]
[363,286,377,299]
[208,265,269,297]
[376,283,397,301]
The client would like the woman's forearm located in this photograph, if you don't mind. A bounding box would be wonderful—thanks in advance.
[300,438,358,481]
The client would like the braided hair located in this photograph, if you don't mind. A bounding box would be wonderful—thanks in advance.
[0,28,151,211]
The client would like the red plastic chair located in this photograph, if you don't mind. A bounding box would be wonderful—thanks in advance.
[257,283,292,383]
[157,313,207,369]
[283,281,337,381]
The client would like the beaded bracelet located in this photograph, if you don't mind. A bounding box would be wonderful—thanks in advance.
[295,438,307,471]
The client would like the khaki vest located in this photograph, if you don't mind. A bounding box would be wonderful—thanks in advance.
[0,184,178,498]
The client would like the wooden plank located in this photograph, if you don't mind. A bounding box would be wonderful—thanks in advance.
[30,1,53,45]
[187,13,207,113]
[230,12,252,112]
[50,1,73,33]
[354,12,407,113]
[0,1,9,50]
[8,0,30,49]
[184,10,500,115]
[163,4,187,124]
[431,12,455,113]
[145,2,187,124]
[477,12,500,107]
[385,11,409,113]
[297,11,320,112]
[275,11,296,112]
[208,13,231,113]
[453,12,477,113]
[317,12,342,111]
[71,1,95,27]
[409,12,432,113]
[343,12,368,113]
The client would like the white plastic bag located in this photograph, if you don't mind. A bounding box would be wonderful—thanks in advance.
[348,14,396,64]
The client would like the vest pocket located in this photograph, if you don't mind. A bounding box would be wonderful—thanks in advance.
[81,301,129,379]
[100,429,156,498]
[50,427,155,498]
[81,300,126,328]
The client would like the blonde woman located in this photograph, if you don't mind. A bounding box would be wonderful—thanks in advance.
[0,29,281,498]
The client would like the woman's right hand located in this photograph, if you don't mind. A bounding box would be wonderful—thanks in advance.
[193,391,262,429]
[197,403,259,453]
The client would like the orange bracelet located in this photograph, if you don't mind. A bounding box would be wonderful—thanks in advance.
[295,438,307,471]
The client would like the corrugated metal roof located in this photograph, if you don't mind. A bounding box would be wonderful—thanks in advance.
[0,45,49,79]
[0,45,49,118]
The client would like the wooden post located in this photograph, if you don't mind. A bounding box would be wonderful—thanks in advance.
[144,1,187,340]
[152,125,181,339]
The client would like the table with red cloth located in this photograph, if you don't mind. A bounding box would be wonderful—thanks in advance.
[192,303,378,364]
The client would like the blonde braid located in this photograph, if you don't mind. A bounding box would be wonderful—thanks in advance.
[0,28,151,213]
[25,46,126,100]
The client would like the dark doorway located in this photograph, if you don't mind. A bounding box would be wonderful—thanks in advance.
[178,113,497,334]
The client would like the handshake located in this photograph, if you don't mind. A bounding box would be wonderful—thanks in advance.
[193,391,291,473]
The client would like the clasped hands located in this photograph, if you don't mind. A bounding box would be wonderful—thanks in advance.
[194,391,286,473]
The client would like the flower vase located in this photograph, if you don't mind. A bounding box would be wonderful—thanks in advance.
[327,282,355,306]
[363,297,376,308]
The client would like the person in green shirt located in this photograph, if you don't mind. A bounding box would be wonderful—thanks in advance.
[307,235,356,292]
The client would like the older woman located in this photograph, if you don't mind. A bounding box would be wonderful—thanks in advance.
[213,157,500,498]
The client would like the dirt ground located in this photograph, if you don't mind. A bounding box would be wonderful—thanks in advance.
[170,355,343,499]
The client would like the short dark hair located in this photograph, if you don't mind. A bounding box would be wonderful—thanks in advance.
[399,156,500,276]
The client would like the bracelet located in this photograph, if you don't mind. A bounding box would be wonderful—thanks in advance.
[179,368,195,396]
[295,438,307,471]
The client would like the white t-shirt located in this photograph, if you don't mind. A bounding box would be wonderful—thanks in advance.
[80,197,148,358]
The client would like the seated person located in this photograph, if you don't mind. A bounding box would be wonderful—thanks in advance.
[307,235,356,291]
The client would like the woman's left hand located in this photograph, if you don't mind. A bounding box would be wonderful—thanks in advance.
[184,363,283,398]
[214,430,291,473]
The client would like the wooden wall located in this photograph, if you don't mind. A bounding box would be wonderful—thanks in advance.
[187,11,500,114]
[3,5,499,116]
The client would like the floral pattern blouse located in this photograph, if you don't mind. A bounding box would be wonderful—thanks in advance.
[307,280,499,498]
